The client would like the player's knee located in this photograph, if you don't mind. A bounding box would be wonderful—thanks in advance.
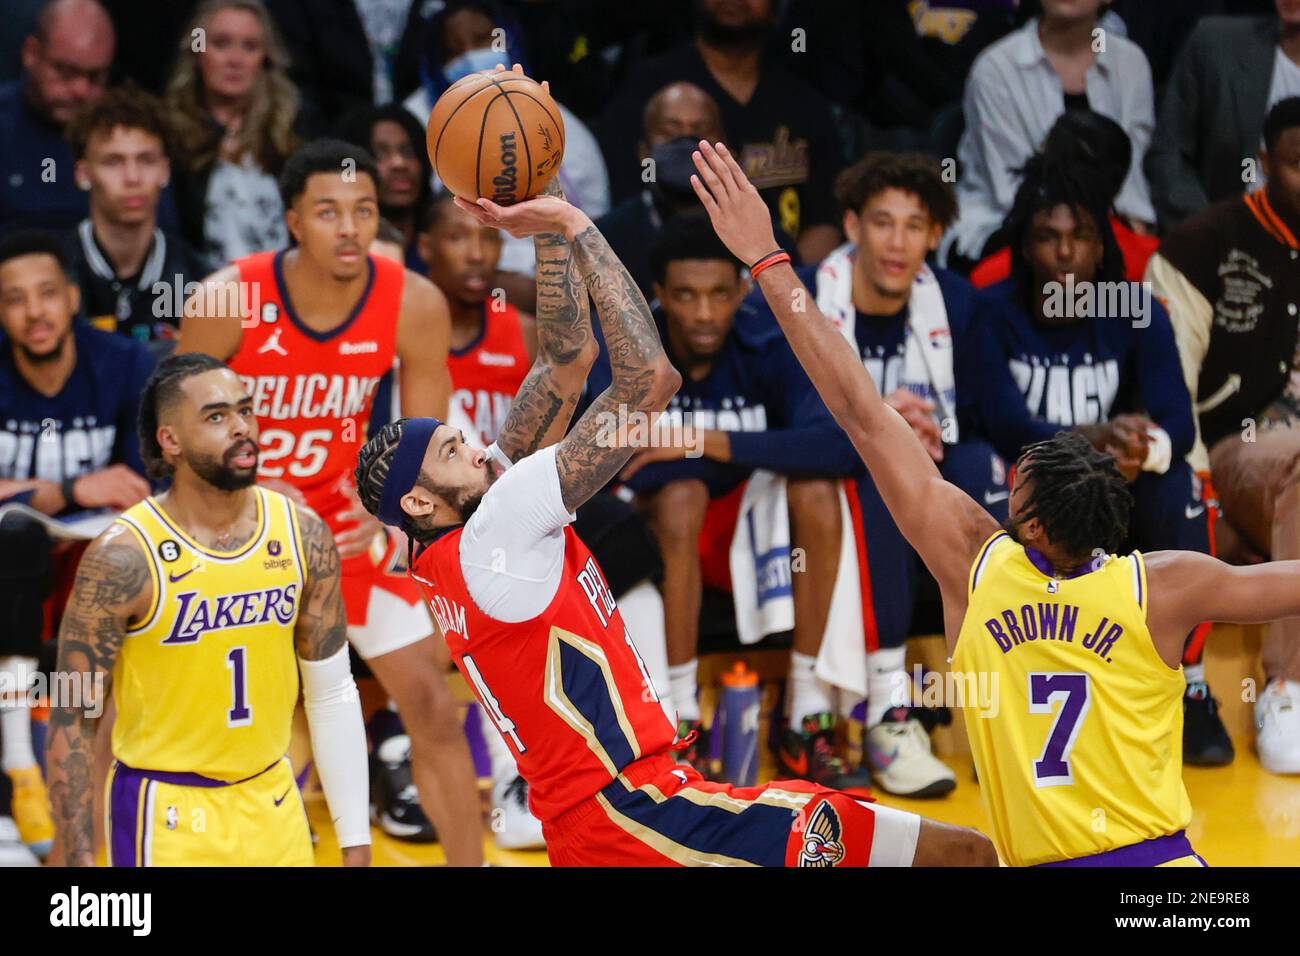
[914,818,998,867]
[399,680,462,746]
[648,480,709,542]
[786,479,840,536]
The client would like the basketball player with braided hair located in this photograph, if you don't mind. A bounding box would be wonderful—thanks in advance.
[46,353,371,866]
[689,138,1300,866]
[353,170,995,866]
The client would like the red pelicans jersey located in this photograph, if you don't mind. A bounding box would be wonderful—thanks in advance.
[409,525,677,822]
[446,302,529,447]
[228,251,402,529]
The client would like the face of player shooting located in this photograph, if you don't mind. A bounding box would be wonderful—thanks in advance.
[655,259,746,368]
[370,120,423,213]
[0,253,78,366]
[286,170,381,282]
[20,1,114,126]
[418,199,503,310]
[1022,202,1104,325]
[844,187,942,309]
[199,6,268,104]
[1263,127,1300,224]
[404,424,502,528]
[78,125,171,228]
[155,368,260,492]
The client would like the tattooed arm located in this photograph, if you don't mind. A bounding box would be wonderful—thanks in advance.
[292,503,371,864]
[455,191,681,511]
[494,179,600,463]
[46,524,153,866]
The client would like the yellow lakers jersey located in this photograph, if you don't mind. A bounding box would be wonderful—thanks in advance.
[951,531,1191,866]
[111,487,305,781]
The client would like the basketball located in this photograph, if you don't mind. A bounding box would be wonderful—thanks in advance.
[425,70,566,205]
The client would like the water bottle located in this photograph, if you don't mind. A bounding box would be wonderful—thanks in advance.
[719,662,760,786]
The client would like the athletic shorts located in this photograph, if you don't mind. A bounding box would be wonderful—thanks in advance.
[106,756,313,867]
[341,529,432,660]
[543,751,919,867]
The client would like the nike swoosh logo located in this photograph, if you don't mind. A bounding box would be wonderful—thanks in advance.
[168,567,197,583]
[1185,504,1206,519]
[984,491,1010,504]
[274,787,292,806]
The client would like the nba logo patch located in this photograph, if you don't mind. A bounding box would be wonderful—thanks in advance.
[268,539,281,556]
[166,806,179,830]
[798,801,846,867]
[1047,580,1059,594]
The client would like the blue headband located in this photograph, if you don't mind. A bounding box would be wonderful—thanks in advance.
[377,418,442,528]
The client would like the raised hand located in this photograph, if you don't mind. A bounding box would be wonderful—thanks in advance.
[689,140,778,266]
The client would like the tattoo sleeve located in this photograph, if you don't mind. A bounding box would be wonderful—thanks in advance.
[294,506,349,662]
[554,223,674,512]
[495,179,594,463]
[45,530,151,865]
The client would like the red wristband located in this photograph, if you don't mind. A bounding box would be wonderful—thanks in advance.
[749,251,790,279]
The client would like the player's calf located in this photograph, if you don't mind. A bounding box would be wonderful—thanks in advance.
[911,816,998,867]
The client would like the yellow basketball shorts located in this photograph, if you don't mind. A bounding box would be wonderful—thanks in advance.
[106,757,313,867]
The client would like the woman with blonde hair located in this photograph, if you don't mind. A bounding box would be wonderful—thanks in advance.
[166,0,313,263]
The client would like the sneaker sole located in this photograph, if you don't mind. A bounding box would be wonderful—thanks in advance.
[874,774,957,799]
[379,812,437,842]
[1183,747,1235,767]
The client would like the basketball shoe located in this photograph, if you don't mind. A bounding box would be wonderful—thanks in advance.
[865,707,957,798]
[491,775,545,851]
[778,713,873,793]
[1183,681,1234,766]
[673,720,715,780]
[1256,679,1300,775]
[370,735,436,842]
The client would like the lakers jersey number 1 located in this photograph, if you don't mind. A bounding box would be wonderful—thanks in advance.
[952,532,1191,866]
[111,488,305,781]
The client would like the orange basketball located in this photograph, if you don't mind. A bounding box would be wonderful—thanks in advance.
[425,70,566,205]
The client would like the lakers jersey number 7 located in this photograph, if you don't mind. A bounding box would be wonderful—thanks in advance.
[110,488,306,781]
[951,532,1191,866]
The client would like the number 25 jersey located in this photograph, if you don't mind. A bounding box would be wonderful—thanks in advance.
[229,250,403,529]
[951,531,1191,866]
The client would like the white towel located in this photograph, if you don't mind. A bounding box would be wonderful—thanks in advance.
[814,243,959,441]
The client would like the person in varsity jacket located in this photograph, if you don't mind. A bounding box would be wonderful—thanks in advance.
[583,211,870,792]
[746,152,1011,798]
[177,140,484,866]
[967,153,1231,766]
[420,187,677,851]
[1145,97,1300,775]
[0,230,155,859]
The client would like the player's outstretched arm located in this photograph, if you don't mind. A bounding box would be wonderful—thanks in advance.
[292,505,371,866]
[493,178,599,462]
[1146,550,1300,666]
[176,264,246,361]
[454,192,680,512]
[688,140,997,597]
[45,524,152,866]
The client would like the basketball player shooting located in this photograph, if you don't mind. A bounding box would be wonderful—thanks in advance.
[352,167,995,865]
[45,355,371,866]
[688,140,1300,866]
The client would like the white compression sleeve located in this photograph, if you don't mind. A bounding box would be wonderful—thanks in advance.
[299,645,371,848]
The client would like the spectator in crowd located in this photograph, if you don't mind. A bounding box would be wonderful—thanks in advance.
[600,0,844,264]
[942,0,1156,270]
[969,109,1158,289]
[592,212,867,790]
[0,0,116,238]
[399,0,609,311]
[267,0,414,116]
[1107,0,1228,94]
[335,104,432,273]
[1145,97,1300,775]
[0,231,155,860]
[165,0,306,263]
[64,85,211,347]
[968,155,1232,765]
[596,81,796,298]
[755,152,1010,796]
[1146,0,1300,227]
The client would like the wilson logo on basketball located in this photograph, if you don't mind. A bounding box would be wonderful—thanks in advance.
[492,131,519,205]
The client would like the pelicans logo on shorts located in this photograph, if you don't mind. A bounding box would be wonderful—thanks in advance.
[798,801,846,867]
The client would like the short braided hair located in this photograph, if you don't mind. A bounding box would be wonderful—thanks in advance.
[354,420,405,525]
[1015,430,1132,562]
[138,353,229,480]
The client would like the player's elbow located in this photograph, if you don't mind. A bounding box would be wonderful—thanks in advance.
[642,359,681,412]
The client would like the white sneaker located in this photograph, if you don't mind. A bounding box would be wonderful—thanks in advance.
[1256,679,1300,774]
[491,775,545,851]
[866,712,957,797]
[0,816,39,867]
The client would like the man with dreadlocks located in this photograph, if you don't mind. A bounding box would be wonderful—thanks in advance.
[45,353,371,866]
[353,177,995,867]
[966,153,1231,768]
[689,137,1300,867]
